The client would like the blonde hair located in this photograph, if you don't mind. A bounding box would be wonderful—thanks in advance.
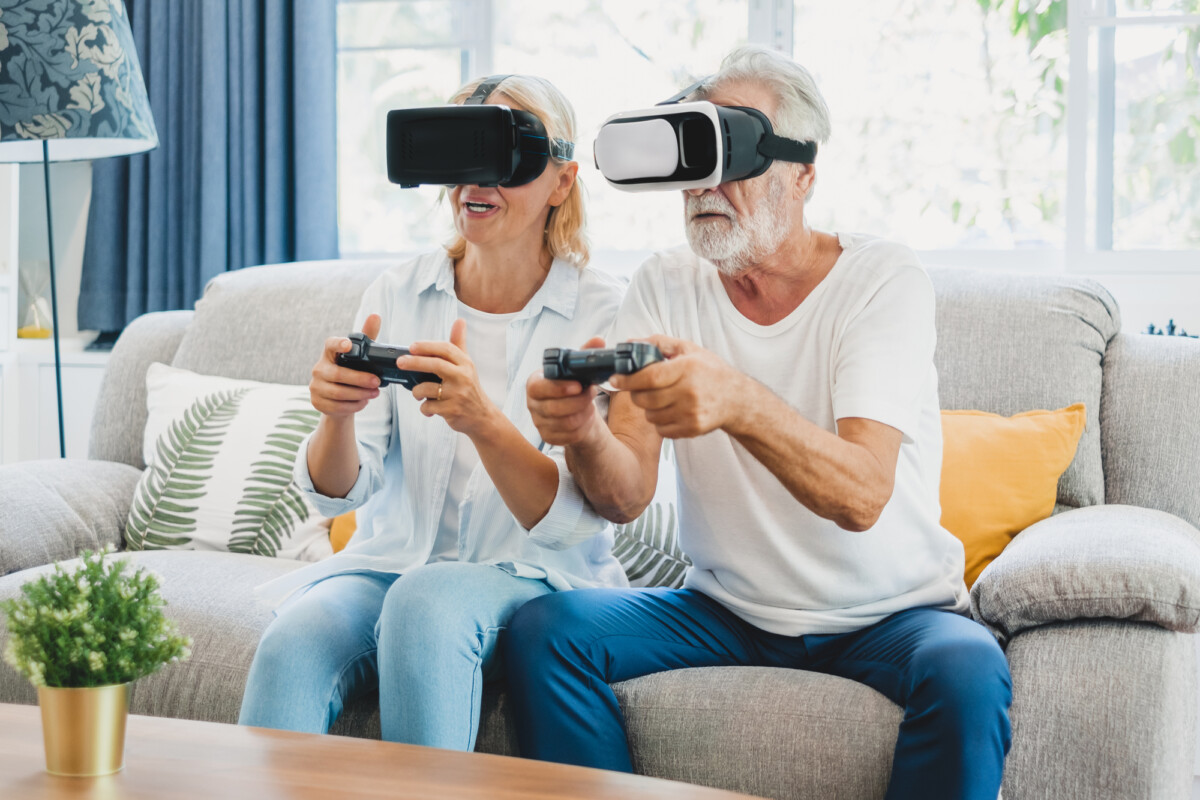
[444,75,589,268]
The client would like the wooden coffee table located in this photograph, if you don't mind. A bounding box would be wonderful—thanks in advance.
[0,703,761,799]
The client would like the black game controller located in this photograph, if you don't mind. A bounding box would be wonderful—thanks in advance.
[543,342,665,385]
[336,332,442,390]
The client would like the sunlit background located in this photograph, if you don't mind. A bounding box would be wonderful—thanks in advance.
[336,0,1200,273]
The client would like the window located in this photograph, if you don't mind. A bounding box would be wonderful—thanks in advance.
[336,0,1200,272]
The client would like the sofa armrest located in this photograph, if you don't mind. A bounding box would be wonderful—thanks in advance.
[0,460,142,576]
[90,309,194,469]
[970,504,1200,644]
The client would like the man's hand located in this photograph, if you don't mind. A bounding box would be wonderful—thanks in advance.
[609,335,754,439]
[526,336,606,447]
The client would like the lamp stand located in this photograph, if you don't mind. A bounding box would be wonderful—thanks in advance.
[41,139,66,459]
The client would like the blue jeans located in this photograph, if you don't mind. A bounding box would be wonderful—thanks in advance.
[238,561,552,749]
[504,588,1012,800]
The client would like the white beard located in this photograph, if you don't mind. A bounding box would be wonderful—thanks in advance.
[684,172,792,276]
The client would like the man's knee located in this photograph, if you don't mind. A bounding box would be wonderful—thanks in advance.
[911,625,1012,729]
[508,590,600,663]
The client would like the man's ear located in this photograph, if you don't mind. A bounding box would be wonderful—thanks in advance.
[549,161,578,207]
[795,164,815,200]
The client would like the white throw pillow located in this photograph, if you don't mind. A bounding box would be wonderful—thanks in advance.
[125,363,333,562]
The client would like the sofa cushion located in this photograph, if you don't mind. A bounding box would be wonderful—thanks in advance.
[0,460,142,577]
[171,260,394,385]
[940,404,1086,587]
[928,267,1120,510]
[971,505,1200,643]
[126,364,332,561]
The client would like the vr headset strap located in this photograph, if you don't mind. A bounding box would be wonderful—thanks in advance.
[465,75,513,105]
[657,76,710,106]
[758,135,817,165]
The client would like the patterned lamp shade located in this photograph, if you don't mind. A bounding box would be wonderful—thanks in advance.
[0,0,156,163]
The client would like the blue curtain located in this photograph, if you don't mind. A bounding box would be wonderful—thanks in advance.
[78,0,339,332]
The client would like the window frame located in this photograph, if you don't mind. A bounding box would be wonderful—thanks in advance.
[335,0,1200,274]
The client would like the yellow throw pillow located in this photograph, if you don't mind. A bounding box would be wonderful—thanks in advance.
[330,511,356,553]
[940,403,1086,588]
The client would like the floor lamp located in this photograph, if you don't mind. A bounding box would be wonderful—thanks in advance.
[0,0,157,458]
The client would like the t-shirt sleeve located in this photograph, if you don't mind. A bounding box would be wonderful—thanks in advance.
[609,256,671,345]
[831,264,937,441]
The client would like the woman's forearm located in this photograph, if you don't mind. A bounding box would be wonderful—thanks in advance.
[469,412,561,530]
[306,415,362,499]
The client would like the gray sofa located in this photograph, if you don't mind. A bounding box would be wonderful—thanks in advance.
[2,259,1199,800]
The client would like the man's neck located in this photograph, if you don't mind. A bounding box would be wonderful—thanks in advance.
[718,226,842,326]
[454,235,553,314]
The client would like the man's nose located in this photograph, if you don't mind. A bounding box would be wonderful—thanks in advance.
[684,186,717,198]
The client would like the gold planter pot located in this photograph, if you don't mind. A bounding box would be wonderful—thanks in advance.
[37,683,130,777]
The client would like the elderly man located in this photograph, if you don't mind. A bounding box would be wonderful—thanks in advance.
[508,46,1011,799]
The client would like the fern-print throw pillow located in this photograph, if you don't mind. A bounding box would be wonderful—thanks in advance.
[125,363,333,561]
[613,441,691,588]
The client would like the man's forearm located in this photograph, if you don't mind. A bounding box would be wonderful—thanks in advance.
[564,418,658,525]
[726,387,895,532]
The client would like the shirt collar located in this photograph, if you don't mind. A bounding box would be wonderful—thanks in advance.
[416,250,580,321]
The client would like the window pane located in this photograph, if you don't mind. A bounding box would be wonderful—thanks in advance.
[1115,0,1200,16]
[338,0,463,49]
[794,0,1068,249]
[337,48,462,254]
[1088,24,1200,250]
[492,0,748,256]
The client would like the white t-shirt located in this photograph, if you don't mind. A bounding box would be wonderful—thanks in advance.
[430,302,518,562]
[610,234,969,636]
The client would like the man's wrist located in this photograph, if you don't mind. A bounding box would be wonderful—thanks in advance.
[722,374,773,440]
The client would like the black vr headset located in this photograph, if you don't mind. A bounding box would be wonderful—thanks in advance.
[386,75,575,188]
[593,79,817,192]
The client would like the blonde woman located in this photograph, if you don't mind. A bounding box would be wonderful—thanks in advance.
[239,75,627,750]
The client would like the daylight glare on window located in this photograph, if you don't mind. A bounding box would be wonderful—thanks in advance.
[334,0,1200,262]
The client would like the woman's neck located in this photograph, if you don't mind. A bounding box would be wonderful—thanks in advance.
[454,238,553,314]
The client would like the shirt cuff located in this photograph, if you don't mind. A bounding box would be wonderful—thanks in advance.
[525,455,595,551]
[292,433,375,518]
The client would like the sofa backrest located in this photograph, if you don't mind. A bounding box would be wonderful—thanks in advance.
[927,267,1120,510]
[97,260,1123,515]
[170,259,395,384]
[1100,332,1200,530]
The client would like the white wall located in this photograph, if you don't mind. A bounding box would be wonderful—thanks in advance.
[17,162,93,341]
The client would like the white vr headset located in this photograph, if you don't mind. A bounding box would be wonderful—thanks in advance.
[594,81,817,192]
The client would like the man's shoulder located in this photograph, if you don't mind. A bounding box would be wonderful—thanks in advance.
[836,233,925,279]
[628,244,705,290]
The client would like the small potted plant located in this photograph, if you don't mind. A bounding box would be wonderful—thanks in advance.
[1,547,191,776]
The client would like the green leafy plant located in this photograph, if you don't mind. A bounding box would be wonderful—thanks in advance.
[1,548,191,688]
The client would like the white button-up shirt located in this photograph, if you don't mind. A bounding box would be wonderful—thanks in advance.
[256,251,629,608]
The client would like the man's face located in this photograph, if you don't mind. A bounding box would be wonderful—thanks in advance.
[683,80,799,275]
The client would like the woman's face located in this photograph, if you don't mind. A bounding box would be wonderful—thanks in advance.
[448,94,577,254]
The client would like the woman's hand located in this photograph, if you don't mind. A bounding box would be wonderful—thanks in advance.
[310,314,383,418]
[400,319,501,438]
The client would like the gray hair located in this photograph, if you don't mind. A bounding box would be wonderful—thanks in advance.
[693,45,831,144]
[690,46,831,201]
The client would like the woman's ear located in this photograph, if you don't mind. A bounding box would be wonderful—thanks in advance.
[548,161,578,207]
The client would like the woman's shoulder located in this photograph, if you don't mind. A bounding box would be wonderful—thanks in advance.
[362,250,452,298]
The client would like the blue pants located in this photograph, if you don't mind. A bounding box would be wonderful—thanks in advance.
[238,561,552,749]
[505,588,1011,800]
